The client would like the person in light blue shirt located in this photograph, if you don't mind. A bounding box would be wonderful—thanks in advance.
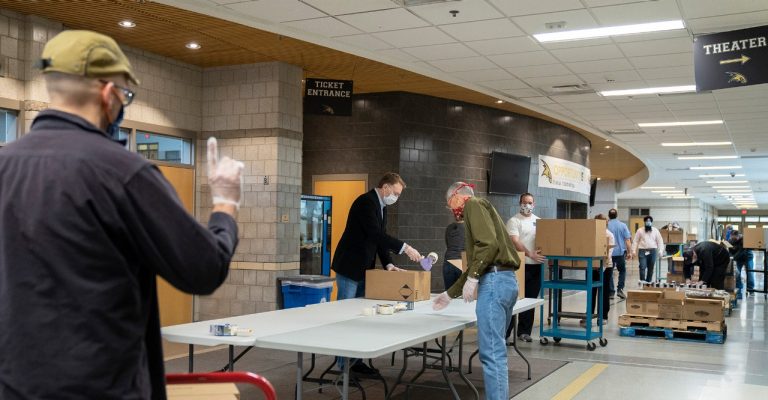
[607,208,632,299]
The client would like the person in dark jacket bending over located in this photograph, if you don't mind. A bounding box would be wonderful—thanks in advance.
[331,172,422,374]
[683,241,730,290]
[0,31,243,400]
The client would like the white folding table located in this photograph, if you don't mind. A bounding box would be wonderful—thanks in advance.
[162,297,543,400]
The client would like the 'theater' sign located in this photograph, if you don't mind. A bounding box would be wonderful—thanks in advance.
[694,25,768,91]
[304,78,353,116]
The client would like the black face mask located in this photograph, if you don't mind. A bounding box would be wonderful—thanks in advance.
[105,103,127,147]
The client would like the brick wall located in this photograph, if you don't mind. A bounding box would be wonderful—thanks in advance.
[304,92,590,291]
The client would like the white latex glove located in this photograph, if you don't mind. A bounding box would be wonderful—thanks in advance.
[432,291,451,311]
[207,137,245,209]
[462,277,478,303]
[386,264,404,272]
[403,244,423,262]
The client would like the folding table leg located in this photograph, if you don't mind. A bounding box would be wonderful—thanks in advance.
[296,352,304,400]
[510,315,531,380]
[188,344,194,373]
[228,345,234,372]
[342,356,350,400]
[456,331,479,400]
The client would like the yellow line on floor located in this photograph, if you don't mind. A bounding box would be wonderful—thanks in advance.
[551,363,608,400]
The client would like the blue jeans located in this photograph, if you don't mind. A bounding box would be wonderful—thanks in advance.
[638,249,657,282]
[476,270,519,400]
[736,255,755,292]
[612,253,627,291]
[336,273,365,300]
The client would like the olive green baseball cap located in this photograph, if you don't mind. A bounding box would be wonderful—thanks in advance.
[40,30,139,85]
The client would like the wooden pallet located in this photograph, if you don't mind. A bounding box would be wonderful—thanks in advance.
[619,314,725,332]
[619,325,726,344]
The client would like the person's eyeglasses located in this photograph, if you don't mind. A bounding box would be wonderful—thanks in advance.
[99,80,135,106]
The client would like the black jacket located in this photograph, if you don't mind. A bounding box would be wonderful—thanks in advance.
[331,189,404,282]
[692,241,730,289]
[0,110,238,399]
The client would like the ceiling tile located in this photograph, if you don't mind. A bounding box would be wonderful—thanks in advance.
[522,74,584,87]
[504,88,545,98]
[679,0,768,19]
[376,48,420,62]
[488,51,559,68]
[454,69,515,82]
[334,34,393,50]
[488,0,585,16]
[541,37,615,49]
[373,27,455,47]
[439,18,524,41]
[550,44,624,62]
[590,0,682,25]
[611,29,690,43]
[507,63,572,78]
[549,93,605,103]
[337,8,429,32]
[686,11,768,34]
[300,0,398,15]
[629,53,692,69]
[409,0,504,25]
[281,17,361,37]
[512,9,598,35]
[568,58,634,73]
[636,65,693,80]
[582,0,642,6]
[578,70,642,84]
[428,56,498,72]
[464,36,542,55]
[522,96,556,105]
[401,42,477,61]
[226,0,326,22]
[476,78,529,89]
[618,37,692,57]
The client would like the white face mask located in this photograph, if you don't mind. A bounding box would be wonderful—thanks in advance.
[383,186,399,205]
[520,204,533,215]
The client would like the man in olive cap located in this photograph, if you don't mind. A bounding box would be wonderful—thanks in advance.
[0,30,244,399]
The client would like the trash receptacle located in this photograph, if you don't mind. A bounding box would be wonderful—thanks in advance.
[277,275,335,309]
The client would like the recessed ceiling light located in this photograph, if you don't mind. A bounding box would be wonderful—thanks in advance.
[604,145,611,149]
[689,165,742,170]
[706,180,748,184]
[600,85,696,97]
[662,141,732,147]
[533,20,684,43]
[711,186,750,189]
[639,120,723,127]
[641,186,675,189]
[118,20,136,28]
[677,155,737,160]
[185,42,201,50]
[496,100,503,104]
[699,174,745,178]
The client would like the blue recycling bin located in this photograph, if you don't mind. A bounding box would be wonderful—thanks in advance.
[278,275,334,309]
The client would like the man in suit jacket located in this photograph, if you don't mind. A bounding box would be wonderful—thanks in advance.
[332,172,423,300]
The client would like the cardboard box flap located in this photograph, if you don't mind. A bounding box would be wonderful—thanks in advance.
[627,290,662,302]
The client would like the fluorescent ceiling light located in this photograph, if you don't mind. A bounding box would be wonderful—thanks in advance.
[600,85,695,97]
[638,120,723,127]
[533,20,684,43]
[706,180,748,184]
[699,174,744,178]
[652,190,683,193]
[712,186,750,189]
[641,186,675,189]
[663,142,732,147]
[690,166,742,170]
[678,155,737,160]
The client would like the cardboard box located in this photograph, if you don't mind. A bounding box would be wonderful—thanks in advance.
[687,234,697,242]
[565,219,607,257]
[666,230,685,244]
[365,270,431,301]
[626,290,661,317]
[724,275,736,291]
[658,290,685,319]
[167,383,239,400]
[667,272,685,283]
[682,298,724,322]
[743,227,766,249]
[536,219,565,256]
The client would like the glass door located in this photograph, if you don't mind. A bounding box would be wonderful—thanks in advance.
[300,195,331,275]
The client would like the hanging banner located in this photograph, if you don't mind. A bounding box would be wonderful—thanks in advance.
[304,78,353,116]
[538,155,591,195]
[694,25,768,91]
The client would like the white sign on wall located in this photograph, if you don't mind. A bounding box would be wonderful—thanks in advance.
[538,155,591,195]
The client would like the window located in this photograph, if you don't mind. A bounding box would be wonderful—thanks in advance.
[630,208,650,216]
[745,216,760,222]
[135,131,192,165]
[0,108,18,144]
[118,127,131,150]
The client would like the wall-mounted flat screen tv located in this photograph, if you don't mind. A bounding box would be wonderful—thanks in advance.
[488,152,531,195]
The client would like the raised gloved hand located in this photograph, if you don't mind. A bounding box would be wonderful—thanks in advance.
[404,244,423,262]
[462,277,478,303]
[432,291,451,311]
[207,137,245,209]
[386,264,405,272]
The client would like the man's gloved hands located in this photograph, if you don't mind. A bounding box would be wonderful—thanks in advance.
[404,244,423,262]
[207,137,245,209]
[386,264,405,272]
[432,291,451,311]
[462,277,478,303]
